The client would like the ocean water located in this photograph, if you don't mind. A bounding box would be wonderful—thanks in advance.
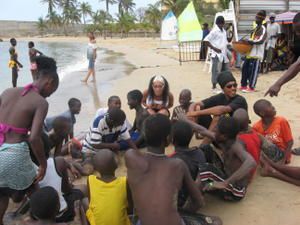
[0,41,108,92]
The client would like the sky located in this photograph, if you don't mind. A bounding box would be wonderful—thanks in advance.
[0,0,158,21]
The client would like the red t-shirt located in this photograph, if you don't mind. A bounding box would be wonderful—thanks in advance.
[238,130,261,164]
[252,116,293,161]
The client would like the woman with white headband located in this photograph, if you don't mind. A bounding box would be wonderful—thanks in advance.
[142,75,174,116]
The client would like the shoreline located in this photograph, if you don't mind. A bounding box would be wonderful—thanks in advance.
[7,37,300,225]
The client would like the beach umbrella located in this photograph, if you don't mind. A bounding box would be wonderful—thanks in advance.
[275,11,297,24]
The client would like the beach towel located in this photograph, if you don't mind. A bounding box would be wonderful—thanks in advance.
[0,142,37,190]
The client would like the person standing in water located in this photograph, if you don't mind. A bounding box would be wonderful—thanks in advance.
[8,38,23,87]
[28,41,44,81]
[82,32,97,83]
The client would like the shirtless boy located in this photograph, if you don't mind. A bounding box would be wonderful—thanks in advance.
[127,89,149,147]
[125,114,221,225]
[9,38,23,87]
[179,114,256,201]
[28,41,43,81]
[0,56,59,225]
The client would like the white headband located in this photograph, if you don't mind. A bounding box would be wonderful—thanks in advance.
[153,75,165,85]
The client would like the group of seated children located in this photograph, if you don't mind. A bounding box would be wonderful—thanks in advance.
[2,62,300,225]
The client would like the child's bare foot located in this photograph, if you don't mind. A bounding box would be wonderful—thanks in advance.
[90,79,96,83]
[260,163,275,177]
[81,79,87,83]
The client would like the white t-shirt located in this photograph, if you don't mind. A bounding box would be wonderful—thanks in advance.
[266,22,281,49]
[87,42,97,60]
[204,26,229,63]
[248,25,267,60]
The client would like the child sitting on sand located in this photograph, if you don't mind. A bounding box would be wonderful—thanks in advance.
[171,89,194,122]
[83,108,137,154]
[126,89,149,148]
[28,41,43,81]
[253,99,294,164]
[94,95,132,130]
[25,187,67,225]
[142,75,174,116]
[125,114,222,225]
[45,98,82,140]
[80,150,132,225]
[179,114,256,201]
[169,121,206,208]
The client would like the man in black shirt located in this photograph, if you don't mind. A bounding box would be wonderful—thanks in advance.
[188,71,248,127]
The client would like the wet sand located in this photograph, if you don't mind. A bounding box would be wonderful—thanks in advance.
[6,37,300,225]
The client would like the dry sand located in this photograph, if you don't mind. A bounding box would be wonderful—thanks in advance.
[8,37,300,225]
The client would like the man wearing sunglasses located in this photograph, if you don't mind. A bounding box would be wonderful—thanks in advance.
[187,71,247,129]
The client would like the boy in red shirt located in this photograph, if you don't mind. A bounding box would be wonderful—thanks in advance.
[253,99,293,164]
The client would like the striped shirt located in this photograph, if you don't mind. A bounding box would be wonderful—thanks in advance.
[82,114,130,152]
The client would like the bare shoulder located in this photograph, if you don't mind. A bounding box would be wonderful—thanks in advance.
[55,156,68,170]
[125,149,143,166]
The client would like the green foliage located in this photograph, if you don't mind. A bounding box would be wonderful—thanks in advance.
[37,17,48,36]
[218,0,230,9]
[144,2,162,33]
[80,2,93,24]
[116,13,136,37]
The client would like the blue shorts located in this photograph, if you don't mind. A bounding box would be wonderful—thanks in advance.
[88,59,95,69]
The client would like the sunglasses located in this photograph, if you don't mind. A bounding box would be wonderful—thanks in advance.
[225,83,237,89]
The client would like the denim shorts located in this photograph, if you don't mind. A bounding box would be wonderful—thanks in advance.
[88,59,95,69]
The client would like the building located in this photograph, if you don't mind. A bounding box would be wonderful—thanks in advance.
[236,0,300,36]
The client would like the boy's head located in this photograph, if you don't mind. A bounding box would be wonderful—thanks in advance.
[35,56,59,98]
[256,10,266,25]
[171,121,193,148]
[179,89,191,108]
[53,116,72,138]
[216,16,225,29]
[10,38,17,46]
[108,96,121,109]
[127,90,143,109]
[93,149,117,175]
[253,99,276,118]
[269,13,276,23]
[143,114,171,151]
[30,186,60,221]
[293,12,300,37]
[28,41,34,48]
[202,23,208,29]
[232,109,249,132]
[68,98,81,115]
[106,107,126,128]
[215,117,240,143]
[217,71,237,98]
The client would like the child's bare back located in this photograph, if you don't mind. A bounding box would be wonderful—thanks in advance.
[126,150,187,225]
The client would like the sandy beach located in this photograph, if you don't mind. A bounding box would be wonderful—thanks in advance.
[8,36,300,225]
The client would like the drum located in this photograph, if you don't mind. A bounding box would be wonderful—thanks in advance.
[232,40,252,55]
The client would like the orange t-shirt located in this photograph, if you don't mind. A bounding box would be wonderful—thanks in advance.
[252,116,293,152]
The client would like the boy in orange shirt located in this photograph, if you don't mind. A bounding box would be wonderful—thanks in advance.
[253,99,293,163]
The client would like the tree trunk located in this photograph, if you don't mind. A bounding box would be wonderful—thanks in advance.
[106,1,109,13]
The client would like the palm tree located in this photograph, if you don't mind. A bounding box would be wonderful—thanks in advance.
[99,0,117,14]
[79,2,93,24]
[64,5,82,25]
[37,17,48,36]
[145,2,162,33]
[47,11,63,28]
[116,12,135,38]
[41,0,60,14]
[118,0,136,15]
[92,10,113,38]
